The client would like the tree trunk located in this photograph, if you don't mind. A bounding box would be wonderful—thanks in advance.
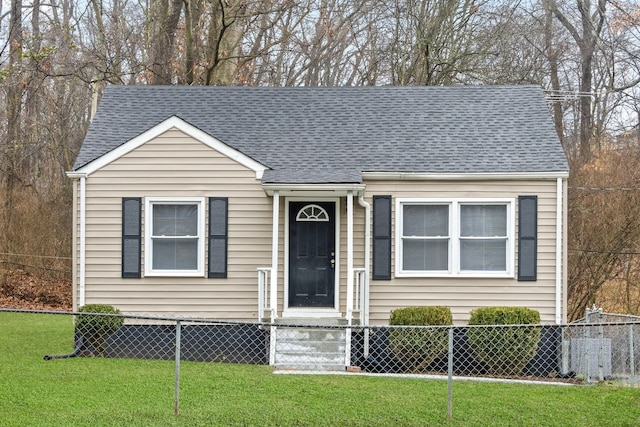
[543,0,565,150]
[549,0,607,163]
[2,0,24,288]
[148,0,184,85]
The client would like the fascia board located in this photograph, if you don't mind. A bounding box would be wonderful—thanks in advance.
[362,171,569,180]
[262,183,366,196]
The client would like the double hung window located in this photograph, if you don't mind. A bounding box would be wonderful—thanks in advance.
[144,197,205,276]
[397,199,514,277]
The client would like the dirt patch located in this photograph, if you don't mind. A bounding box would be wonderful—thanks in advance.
[0,269,71,311]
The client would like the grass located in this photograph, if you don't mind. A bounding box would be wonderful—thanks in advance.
[1,312,639,426]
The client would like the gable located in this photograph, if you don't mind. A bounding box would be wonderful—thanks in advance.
[73,116,268,179]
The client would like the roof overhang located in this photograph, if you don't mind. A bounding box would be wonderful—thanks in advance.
[69,116,269,179]
[362,171,570,181]
[262,183,366,197]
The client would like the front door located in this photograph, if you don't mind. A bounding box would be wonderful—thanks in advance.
[288,201,336,308]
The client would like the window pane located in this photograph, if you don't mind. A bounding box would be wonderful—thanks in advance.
[403,205,448,236]
[460,239,506,271]
[153,205,198,236]
[460,205,506,237]
[152,239,198,270]
[403,239,448,271]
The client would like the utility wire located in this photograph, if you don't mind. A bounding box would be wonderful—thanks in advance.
[0,260,71,274]
[569,248,640,256]
[543,89,597,101]
[569,185,640,192]
[0,252,71,260]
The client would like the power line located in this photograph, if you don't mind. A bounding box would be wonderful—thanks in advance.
[569,248,640,256]
[0,260,71,274]
[569,186,640,192]
[543,89,597,101]
[0,252,71,260]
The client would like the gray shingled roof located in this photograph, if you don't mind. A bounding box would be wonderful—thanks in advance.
[73,85,569,183]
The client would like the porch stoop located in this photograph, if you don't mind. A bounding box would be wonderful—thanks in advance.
[273,318,348,372]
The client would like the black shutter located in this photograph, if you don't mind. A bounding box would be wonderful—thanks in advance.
[122,197,141,278]
[373,195,392,280]
[518,195,538,281]
[208,197,228,278]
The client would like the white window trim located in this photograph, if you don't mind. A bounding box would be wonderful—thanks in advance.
[395,198,515,278]
[144,196,206,277]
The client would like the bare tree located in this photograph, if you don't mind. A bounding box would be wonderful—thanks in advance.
[568,147,640,319]
[543,0,566,148]
[547,0,607,163]
[2,0,24,264]
[388,0,487,85]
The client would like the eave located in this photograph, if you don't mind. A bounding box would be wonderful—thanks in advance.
[362,171,569,181]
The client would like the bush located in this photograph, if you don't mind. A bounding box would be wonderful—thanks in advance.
[467,306,541,376]
[389,306,452,372]
[76,304,123,356]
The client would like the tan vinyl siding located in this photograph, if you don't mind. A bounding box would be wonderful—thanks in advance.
[81,129,272,320]
[75,128,564,324]
[362,179,562,325]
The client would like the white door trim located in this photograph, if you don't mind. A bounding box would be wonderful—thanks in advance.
[283,197,341,317]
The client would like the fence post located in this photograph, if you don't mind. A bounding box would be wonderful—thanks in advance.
[560,326,569,375]
[584,308,591,383]
[447,327,453,421]
[630,324,636,377]
[597,309,604,382]
[175,320,181,417]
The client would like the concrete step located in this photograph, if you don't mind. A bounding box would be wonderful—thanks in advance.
[276,363,346,372]
[275,355,345,365]
[276,330,346,342]
[273,321,348,372]
[275,317,349,326]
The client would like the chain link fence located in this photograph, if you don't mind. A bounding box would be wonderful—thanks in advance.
[3,308,640,415]
[562,307,640,384]
[5,308,640,383]
[351,322,639,384]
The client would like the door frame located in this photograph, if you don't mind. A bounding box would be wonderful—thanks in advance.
[283,196,341,317]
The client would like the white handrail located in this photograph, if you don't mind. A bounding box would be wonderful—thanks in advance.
[357,268,368,325]
[353,268,365,314]
[350,268,367,322]
[257,267,274,321]
[346,267,368,366]
[353,267,370,358]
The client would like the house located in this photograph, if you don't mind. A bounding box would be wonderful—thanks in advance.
[68,85,569,328]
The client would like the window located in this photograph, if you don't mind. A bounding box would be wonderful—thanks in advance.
[396,198,514,277]
[145,197,205,276]
[459,205,508,271]
[402,204,449,271]
[296,204,329,222]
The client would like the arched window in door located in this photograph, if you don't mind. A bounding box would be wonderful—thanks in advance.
[296,204,329,222]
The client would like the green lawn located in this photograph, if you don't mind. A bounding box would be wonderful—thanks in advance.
[1,312,639,426]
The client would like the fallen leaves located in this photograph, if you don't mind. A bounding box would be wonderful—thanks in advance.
[0,269,71,311]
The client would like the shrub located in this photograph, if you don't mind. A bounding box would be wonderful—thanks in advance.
[389,306,452,372]
[76,304,123,356]
[467,306,541,376]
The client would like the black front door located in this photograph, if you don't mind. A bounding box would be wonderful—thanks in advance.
[288,201,336,308]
